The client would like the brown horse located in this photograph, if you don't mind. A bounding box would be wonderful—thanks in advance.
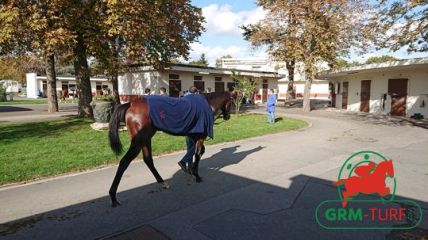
[108,91,234,207]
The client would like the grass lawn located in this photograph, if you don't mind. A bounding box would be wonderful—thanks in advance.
[0,98,76,105]
[0,98,48,105]
[0,114,307,185]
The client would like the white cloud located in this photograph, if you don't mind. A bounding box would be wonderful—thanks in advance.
[188,42,269,66]
[202,4,266,36]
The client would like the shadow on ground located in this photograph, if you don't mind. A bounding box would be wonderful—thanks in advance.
[0,106,33,113]
[0,145,427,240]
[335,111,428,129]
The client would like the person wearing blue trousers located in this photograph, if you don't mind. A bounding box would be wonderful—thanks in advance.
[266,89,276,124]
[178,86,199,174]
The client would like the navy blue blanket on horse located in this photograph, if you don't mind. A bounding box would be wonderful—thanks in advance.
[145,94,214,138]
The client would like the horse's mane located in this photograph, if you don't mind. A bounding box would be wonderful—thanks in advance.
[202,91,229,102]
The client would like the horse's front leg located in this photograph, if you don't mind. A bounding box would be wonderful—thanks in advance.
[192,138,205,183]
[142,137,170,189]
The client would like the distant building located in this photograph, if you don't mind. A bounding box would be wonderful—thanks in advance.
[118,63,281,103]
[26,73,111,99]
[220,58,330,100]
[318,58,428,117]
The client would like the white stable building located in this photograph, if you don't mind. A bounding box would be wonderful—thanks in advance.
[26,73,111,99]
[220,58,330,101]
[318,58,428,117]
[118,63,280,103]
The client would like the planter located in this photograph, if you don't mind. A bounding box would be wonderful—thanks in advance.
[91,100,114,123]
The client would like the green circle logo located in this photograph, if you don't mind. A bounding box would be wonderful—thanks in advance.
[335,150,396,207]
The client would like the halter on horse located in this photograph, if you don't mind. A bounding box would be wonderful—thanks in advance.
[108,91,235,207]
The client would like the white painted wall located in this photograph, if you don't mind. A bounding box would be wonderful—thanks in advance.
[118,70,278,97]
[332,67,428,117]
[26,73,38,98]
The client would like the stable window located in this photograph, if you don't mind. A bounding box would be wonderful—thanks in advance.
[215,77,222,81]
[194,75,203,81]
[169,74,180,80]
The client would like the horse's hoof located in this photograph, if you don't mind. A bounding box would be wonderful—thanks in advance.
[111,200,121,207]
[161,182,171,189]
[195,177,203,183]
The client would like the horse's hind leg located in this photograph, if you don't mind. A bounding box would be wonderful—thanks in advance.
[109,141,141,207]
[141,132,168,189]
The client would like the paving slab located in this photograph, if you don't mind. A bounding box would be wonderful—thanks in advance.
[0,108,427,239]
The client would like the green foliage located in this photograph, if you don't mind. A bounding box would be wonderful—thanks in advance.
[369,0,427,52]
[365,55,399,64]
[189,53,209,67]
[215,54,233,68]
[0,85,6,102]
[231,71,259,114]
[0,115,307,184]
[93,94,114,102]
[333,59,361,69]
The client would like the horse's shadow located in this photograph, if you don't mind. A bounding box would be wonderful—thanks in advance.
[168,145,265,187]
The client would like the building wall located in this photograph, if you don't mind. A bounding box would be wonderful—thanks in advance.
[26,73,111,98]
[118,70,279,103]
[332,67,428,117]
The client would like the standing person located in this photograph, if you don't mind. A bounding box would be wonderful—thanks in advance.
[178,86,199,173]
[159,87,167,96]
[266,89,276,124]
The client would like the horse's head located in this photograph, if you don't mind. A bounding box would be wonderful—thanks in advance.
[221,91,236,120]
[205,91,236,120]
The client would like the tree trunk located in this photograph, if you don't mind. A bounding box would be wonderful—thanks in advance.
[74,33,93,118]
[110,70,120,104]
[286,60,295,101]
[45,54,59,113]
[302,73,313,112]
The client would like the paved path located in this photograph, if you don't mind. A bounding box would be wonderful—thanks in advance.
[0,104,77,124]
[0,109,427,239]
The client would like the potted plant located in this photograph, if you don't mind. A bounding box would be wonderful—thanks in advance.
[91,94,115,125]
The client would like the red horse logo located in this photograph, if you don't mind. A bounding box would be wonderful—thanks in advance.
[334,160,394,207]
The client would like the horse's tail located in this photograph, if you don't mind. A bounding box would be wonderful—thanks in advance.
[109,102,131,155]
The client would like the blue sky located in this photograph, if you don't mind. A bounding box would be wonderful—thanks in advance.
[189,0,428,66]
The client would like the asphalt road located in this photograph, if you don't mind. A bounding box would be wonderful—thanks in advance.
[0,104,78,123]
[0,108,427,239]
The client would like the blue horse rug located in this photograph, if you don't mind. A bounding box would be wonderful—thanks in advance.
[145,94,214,138]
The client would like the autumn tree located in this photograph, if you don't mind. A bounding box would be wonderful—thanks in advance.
[243,0,369,111]
[0,55,44,83]
[370,0,427,53]
[96,0,204,104]
[0,1,74,112]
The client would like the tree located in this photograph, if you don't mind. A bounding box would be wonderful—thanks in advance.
[365,55,399,64]
[95,0,204,104]
[333,58,361,68]
[189,53,209,67]
[243,0,369,112]
[230,71,258,114]
[0,55,44,83]
[215,54,233,68]
[369,0,427,53]
[0,1,74,113]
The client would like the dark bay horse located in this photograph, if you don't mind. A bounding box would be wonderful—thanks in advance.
[108,91,234,206]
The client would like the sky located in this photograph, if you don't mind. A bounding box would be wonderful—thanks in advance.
[189,0,428,66]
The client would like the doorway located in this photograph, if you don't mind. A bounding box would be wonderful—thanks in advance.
[360,80,371,112]
[388,78,408,116]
